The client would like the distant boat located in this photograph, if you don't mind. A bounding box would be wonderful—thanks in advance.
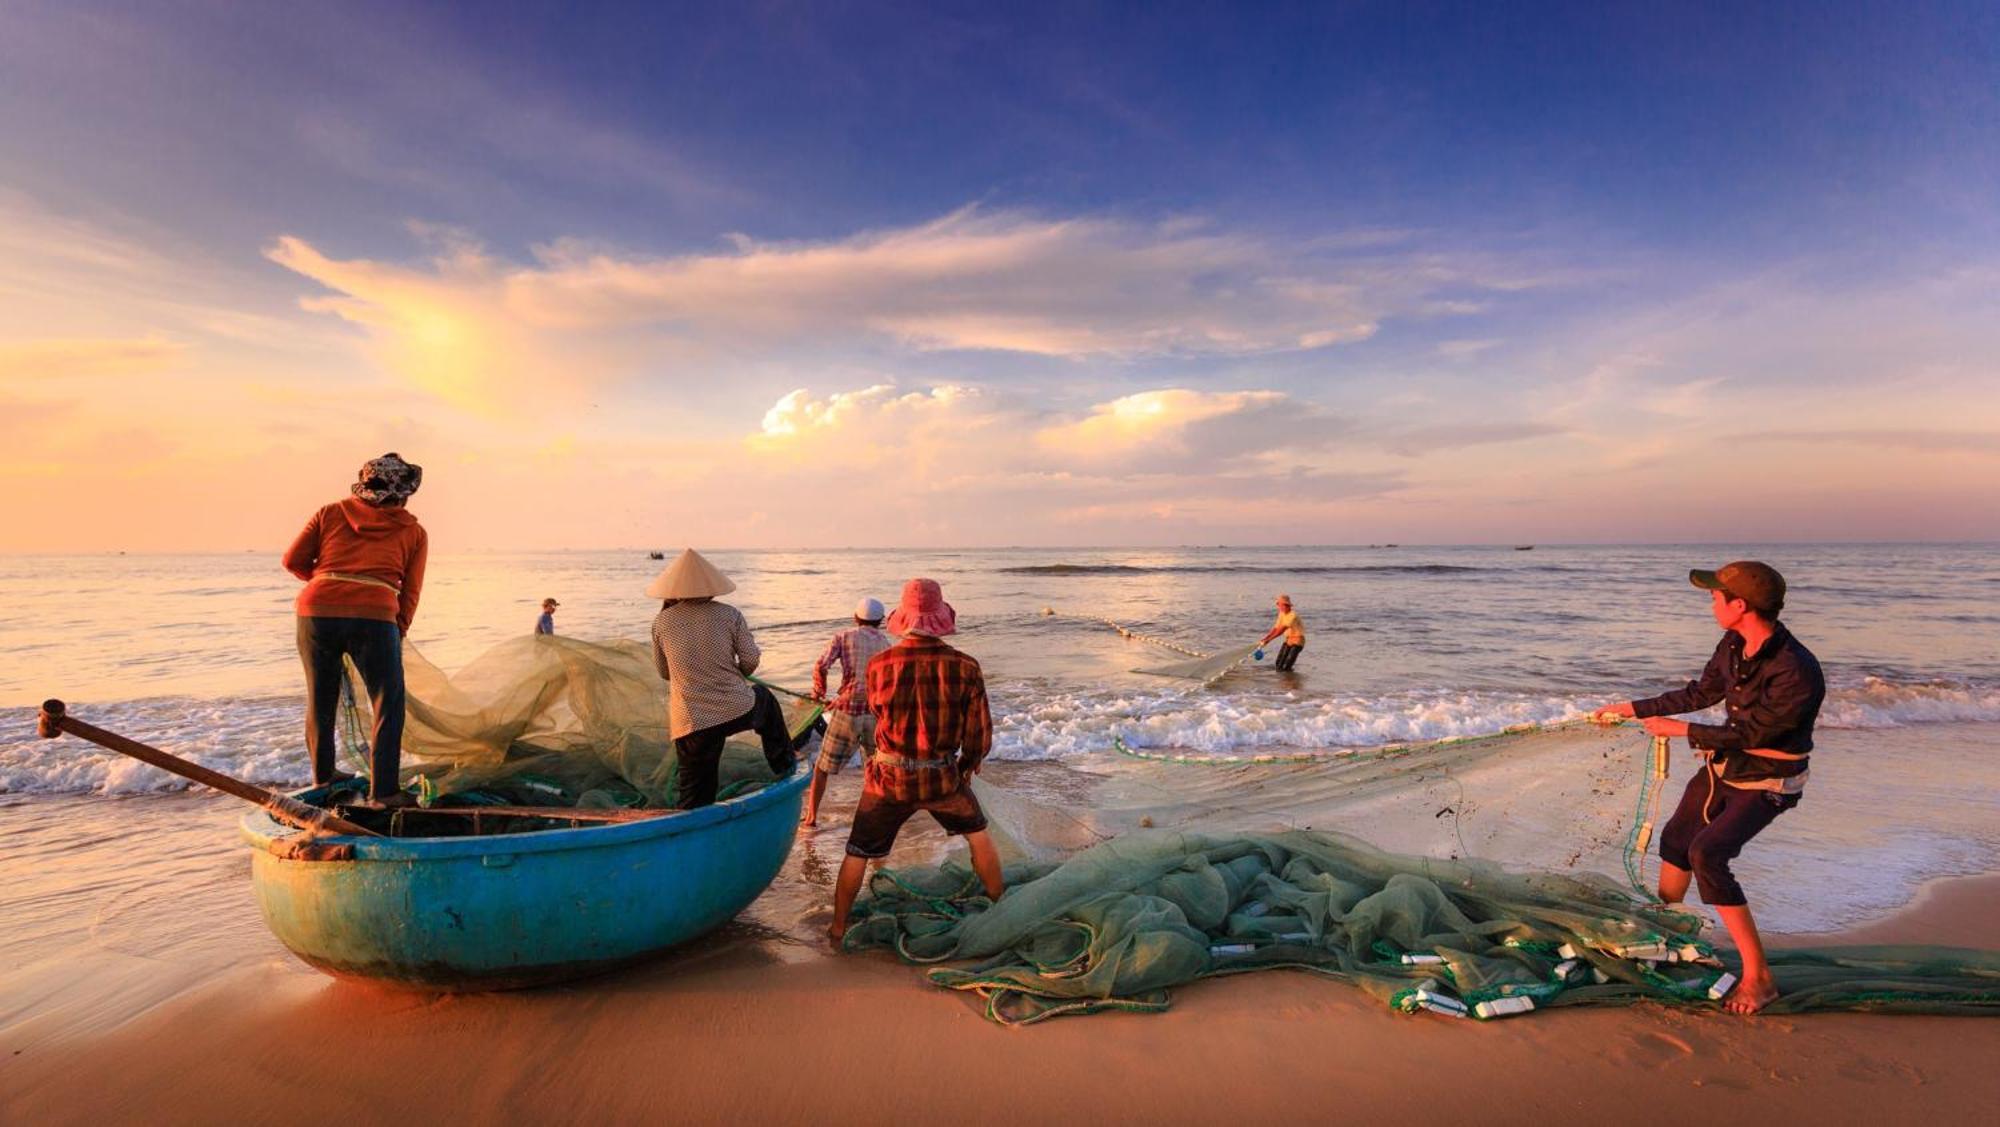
[648,551,665,560]
[1514,545,1534,551]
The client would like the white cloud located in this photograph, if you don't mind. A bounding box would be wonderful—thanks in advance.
[267,207,1532,407]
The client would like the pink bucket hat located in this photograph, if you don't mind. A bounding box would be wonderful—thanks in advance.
[886,577,956,636]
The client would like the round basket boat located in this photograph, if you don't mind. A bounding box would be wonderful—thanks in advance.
[239,768,809,990]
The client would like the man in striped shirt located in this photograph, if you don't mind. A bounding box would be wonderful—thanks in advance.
[829,579,1004,943]
[802,596,893,826]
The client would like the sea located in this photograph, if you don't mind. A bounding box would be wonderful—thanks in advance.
[2,543,1998,991]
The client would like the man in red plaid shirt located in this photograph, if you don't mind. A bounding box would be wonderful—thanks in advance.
[829,578,1004,943]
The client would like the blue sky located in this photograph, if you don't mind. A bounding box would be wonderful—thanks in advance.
[2,1,1996,548]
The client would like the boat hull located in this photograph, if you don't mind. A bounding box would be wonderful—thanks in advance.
[241,767,809,990]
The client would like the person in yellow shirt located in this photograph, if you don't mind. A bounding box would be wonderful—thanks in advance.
[1259,594,1306,671]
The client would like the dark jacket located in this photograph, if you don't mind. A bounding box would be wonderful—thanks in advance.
[1632,623,1825,786]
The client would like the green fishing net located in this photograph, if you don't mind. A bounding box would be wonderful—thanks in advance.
[842,828,2000,1024]
[339,635,820,808]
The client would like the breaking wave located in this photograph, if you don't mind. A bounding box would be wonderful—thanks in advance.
[6,676,1996,796]
[997,563,1532,576]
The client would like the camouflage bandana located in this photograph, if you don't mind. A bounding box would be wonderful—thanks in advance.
[352,452,423,506]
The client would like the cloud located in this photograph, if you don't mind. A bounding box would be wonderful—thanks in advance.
[739,383,1383,535]
[267,207,1536,407]
[1037,388,1345,473]
[0,337,184,381]
[1382,421,1567,457]
[1435,338,1501,359]
[1746,429,2000,456]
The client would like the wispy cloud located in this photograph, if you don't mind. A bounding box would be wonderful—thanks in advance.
[266,207,1541,409]
[1746,429,2000,456]
[0,337,184,380]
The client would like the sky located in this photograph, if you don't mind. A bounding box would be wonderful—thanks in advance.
[1,0,1996,551]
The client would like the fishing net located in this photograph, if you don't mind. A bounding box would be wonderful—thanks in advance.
[339,636,820,808]
[842,828,2000,1024]
[1133,642,1263,683]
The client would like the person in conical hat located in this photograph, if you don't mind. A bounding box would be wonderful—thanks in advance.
[802,596,893,826]
[645,547,737,600]
[829,578,1003,942]
[282,452,428,808]
[646,549,795,807]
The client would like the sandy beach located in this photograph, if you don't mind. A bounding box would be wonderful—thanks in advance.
[5,875,1996,1125]
[6,726,1997,1126]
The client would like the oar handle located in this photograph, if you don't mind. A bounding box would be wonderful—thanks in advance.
[37,699,379,838]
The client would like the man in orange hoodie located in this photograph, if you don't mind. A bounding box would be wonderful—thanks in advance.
[283,453,429,806]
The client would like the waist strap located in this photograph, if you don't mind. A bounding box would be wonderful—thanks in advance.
[1742,747,1808,761]
[873,751,960,771]
[322,572,401,594]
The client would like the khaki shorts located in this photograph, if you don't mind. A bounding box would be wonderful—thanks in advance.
[815,710,876,774]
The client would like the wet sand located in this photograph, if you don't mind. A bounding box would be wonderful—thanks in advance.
[4,870,1996,1125]
[5,727,1998,1125]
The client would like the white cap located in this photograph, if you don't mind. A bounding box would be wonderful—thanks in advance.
[855,597,885,621]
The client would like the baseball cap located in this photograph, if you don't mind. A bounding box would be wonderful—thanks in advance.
[1689,561,1785,617]
[855,597,885,621]
[542,597,560,608]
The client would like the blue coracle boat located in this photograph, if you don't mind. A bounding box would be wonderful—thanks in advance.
[239,767,810,989]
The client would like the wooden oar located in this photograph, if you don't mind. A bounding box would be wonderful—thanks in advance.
[38,698,380,837]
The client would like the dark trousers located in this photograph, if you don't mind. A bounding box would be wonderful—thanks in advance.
[298,616,405,800]
[673,684,796,808]
[1658,769,1800,907]
[1274,641,1304,671]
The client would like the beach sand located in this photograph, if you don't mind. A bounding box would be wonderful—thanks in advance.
[5,727,1998,1125]
[4,872,1996,1125]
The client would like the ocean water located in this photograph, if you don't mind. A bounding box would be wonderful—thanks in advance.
[1,543,1997,961]
[3,543,1996,792]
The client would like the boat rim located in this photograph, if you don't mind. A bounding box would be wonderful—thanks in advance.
[240,766,811,862]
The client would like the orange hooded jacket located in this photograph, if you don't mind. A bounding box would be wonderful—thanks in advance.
[282,497,429,632]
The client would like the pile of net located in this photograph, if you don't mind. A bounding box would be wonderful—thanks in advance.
[841,828,2000,1025]
[339,636,820,808]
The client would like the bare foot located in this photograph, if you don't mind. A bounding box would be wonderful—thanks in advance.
[1724,977,1778,1015]
[826,925,846,947]
[800,810,818,827]
[357,792,419,810]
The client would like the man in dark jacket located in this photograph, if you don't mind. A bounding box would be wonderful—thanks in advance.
[1595,560,1824,1015]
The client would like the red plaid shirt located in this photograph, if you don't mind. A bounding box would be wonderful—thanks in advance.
[864,635,991,803]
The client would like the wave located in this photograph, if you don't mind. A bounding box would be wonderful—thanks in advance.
[990,685,1585,760]
[1819,677,2000,729]
[0,696,306,797]
[8,676,1996,797]
[996,563,1545,576]
[989,675,2000,761]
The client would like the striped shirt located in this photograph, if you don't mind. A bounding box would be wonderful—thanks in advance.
[649,600,761,739]
[863,635,991,804]
[812,624,894,715]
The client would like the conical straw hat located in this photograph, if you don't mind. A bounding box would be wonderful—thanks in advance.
[645,549,736,599]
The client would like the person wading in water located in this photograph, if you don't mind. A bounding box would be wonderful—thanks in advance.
[1594,560,1824,1015]
[1259,594,1306,672]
